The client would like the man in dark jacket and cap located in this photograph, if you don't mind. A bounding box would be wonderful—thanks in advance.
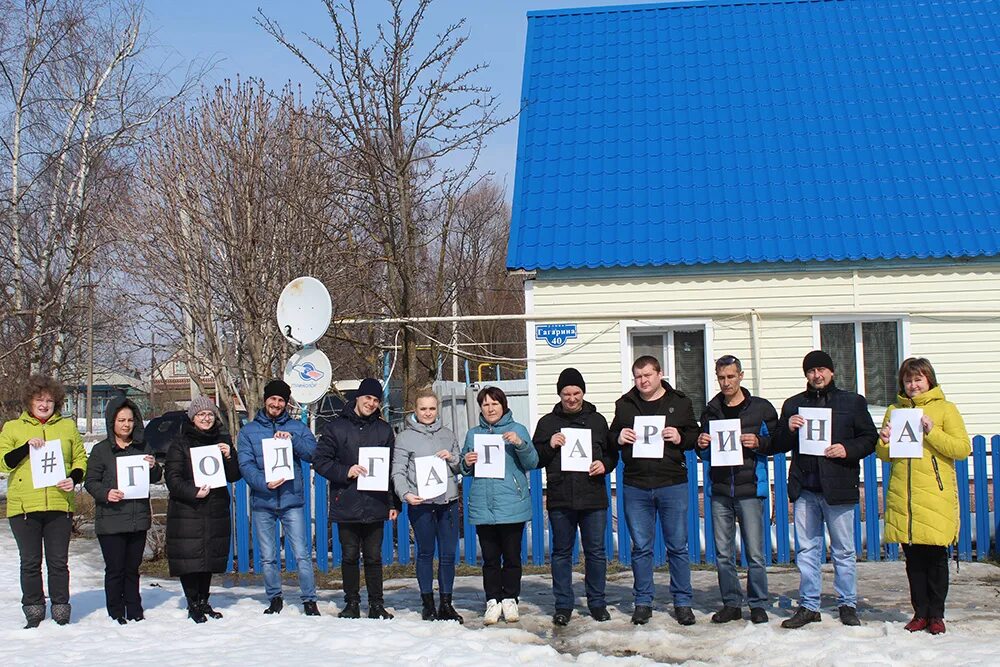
[237,380,318,616]
[533,368,617,626]
[313,378,399,620]
[610,355,700,626]
[696,355,778,625]
[764,350,876,629]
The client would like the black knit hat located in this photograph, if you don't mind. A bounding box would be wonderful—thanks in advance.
[802,350,835,374]
[356,377,383,400]
[263,379,291,402]
[557,367,586,394]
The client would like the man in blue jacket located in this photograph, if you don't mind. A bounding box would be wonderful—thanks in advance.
[313,378,399,620]
[696,355,778,625]
[237,380,318,616]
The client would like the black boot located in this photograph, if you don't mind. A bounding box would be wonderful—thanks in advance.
[264,596,283,615]
[200,597,223,620]
[338,598,361,619]
[51,603,71,626]
[23,604,46,629]
[437,594,464,624]
[368,601,394,620]
[187,598,207,624]
[421,593,438,621]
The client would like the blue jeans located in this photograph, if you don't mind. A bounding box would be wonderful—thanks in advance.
[711,495,768,609]
[409,501,459,595]
[253,506,316,602]
[549,508,607,610]
[793,489,856,611]
[622,483,692,606]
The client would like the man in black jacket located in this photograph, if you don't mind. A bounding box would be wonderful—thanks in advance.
[696,355,777,625]
[533,368,617,626]
[610,355,700,626]
[313,378,399,620]
[763,350,876,629]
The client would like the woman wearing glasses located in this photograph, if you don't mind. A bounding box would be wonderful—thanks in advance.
[164,396,241,622]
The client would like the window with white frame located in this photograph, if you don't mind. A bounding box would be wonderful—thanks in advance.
[628,328,708,405]
[817,319,902,409]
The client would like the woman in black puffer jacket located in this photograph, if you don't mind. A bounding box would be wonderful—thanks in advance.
[85,396,162,623]
[164,396,240,623]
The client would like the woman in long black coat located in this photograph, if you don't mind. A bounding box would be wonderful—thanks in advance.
[164,396,240,623]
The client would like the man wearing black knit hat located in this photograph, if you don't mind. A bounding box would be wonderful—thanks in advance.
[763,350,876,629]
[237,379,319,616]
[532,368,617,626]
[313,378,399,620]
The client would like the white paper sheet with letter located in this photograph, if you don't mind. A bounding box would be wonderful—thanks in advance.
[30,439,66,489]
[560,428,592,472]
[262,437,296,483]
[709,419,744,467]
[473,434,506,479]
[889,408,924,459]
[631,416,666,459]
[116,455,150,499]
[190,445,228,489]
[356,446,390,491]
[798,407,832,456]
[415,455,448,499]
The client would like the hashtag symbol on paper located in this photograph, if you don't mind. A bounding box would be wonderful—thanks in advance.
[42,452,57,474]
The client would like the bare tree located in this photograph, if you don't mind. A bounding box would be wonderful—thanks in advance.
[258,0,514,406]
[126,79,358,428]
[0,0,200,391]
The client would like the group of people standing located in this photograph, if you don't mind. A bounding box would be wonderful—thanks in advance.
[0,350,970,636]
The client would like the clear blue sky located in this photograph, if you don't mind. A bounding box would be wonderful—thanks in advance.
[145,0,644,189]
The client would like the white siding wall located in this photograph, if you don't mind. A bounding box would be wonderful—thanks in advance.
[528,265,1000,436]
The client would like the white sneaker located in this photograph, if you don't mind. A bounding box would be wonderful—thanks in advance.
[501,598,519,623]
[484,599,503,625]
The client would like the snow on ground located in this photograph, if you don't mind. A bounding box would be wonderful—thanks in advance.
[1,526,998,666]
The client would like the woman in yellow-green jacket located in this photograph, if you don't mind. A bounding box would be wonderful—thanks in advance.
[0,376,87,628]
[876,357,970,636]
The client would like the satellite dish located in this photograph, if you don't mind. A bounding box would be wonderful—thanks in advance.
[276,277,332,346]
[284,348,333,405]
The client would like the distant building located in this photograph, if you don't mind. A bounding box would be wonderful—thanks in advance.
[150,350,218,413]
[64,368,149,421]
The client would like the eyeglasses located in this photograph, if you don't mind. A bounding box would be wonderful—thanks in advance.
[194,411,215,419]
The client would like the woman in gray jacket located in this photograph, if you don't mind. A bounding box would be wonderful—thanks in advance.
[391,388,463,623]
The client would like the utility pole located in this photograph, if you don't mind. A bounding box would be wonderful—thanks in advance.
[451,282,459,382]
[149,332,156,416]
[85,270,94,434]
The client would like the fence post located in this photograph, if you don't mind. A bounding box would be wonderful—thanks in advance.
[605,475,615,561]
[863,454,879,561]
[956,456,972,561]
[616,461,630,565]
[463,475,476,564]
[315,476,328,572]
[702,457,715,565]
[761,457,773,566]
[881,461,898,561]
[234,478,250,573]
[994,435,1000,558]
[773,454,790,563]
[302,462,313,567]
[973,436,989,560]
[397,503,411,565]
[686,451,701,563]
[531,469,545,565]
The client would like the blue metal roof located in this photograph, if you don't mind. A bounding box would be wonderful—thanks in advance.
[507,0,1000,271]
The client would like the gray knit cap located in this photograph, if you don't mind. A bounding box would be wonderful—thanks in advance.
[187,396,219,421]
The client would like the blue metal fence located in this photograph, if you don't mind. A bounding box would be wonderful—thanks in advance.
[226,435,998,573]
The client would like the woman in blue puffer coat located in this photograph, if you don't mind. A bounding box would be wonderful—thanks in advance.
[460,386,538,626]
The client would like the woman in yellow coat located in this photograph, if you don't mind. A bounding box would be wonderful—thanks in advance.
[0,375,87,628]
[876,357,970,636]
